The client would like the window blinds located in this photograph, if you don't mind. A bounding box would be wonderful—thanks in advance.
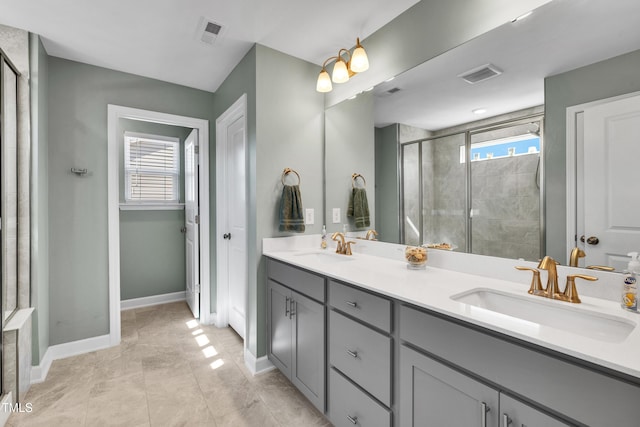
[124,137,180,202]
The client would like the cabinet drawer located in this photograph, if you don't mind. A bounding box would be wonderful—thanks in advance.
[329,368,391,427]
[329,280,392,332]
[329,310,392,406]
[267,259,325,302]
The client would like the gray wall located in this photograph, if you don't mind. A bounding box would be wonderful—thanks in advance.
[325,91,375,234]
[118,119,192,301]
[254,45,325,357]
[544,48,640,262]
[29,34,49,365]
[375,124,400,243]
[47,57,215,346]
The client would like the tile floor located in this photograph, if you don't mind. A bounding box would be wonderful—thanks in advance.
[8,302,330,427]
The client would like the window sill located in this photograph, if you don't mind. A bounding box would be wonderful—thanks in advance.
[119,203,185,211]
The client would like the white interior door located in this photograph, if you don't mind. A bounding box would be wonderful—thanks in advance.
[582,94,640,270]
[184,129,200,318]
[225,116,247,338]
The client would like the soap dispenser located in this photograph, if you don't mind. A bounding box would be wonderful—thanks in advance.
[621,252,639,312]
[321,225,327,249]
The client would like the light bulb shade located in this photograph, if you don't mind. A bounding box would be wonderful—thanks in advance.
[316,69,332,92]
[350,46,369,73]
[332,59,350,83]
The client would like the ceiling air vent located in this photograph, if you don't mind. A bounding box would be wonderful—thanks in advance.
[458,64,502,84]
[197,17,225,45]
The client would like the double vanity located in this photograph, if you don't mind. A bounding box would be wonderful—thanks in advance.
[263,236,640,427]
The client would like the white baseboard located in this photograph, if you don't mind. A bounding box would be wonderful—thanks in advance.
[30,334,111,384]
[244,348,275,376]
[120,291,186,311]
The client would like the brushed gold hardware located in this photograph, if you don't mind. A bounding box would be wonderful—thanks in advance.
[580,235,600,245]
[352,173,366,188]
[344,241,356,255]
[281,167,301,185]
[331,232,346,254]
[569,247,585,267]
[365,229,378,240]
[563,274,598,304]
[515,266,544,295]
[587,265,615,272]
[537,256,562,299]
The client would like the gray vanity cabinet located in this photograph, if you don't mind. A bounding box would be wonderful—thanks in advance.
[266,260,326,412]
[400,345,499,427]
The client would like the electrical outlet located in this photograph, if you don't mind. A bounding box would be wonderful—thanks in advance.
[305,208,314,225]
[332,208,341,224]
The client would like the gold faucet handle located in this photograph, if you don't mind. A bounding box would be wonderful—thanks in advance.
[345,241,356,255]
[586,265,615,272]
[563,274,598,304]
[515,266,544,295]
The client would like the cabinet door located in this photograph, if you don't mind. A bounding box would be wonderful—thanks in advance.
[267,280,292,375]
[400,345,499,427]
[500,394,574,427]
[291,290,326,412]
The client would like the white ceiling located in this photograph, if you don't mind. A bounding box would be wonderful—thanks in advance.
[373,0,640,131]
[0,0,418,92]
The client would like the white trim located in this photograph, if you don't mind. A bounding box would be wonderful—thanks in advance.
[215,94,248,330]
[120,291,186,311]
[0,393,13,425]
[30,334,111,384]
[119,203,185,211]
[108,105,212,349]
[565,90,640,257]
[243,348,275,376]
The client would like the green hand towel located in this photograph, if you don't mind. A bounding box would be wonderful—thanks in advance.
[279,184,305,232]
[348,187,370,228]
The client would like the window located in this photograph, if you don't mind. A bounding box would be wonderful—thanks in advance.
[124,133,180,203]
[459,134,540,163]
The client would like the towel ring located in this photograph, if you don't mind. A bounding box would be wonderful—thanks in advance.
[352,173,366,188]
[282,168,301,185]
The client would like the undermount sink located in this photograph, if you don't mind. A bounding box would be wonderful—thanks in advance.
[293,251,354,263]
[451,288,636,343]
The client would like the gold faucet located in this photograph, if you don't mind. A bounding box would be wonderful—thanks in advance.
[569,247,585,267]
[365,229,378,241]
[538,256,562,299]
[331,232,356,255]
[516,256,598,303]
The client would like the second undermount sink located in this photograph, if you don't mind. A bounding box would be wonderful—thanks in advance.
[293,251,354,263]
[451,288,636,343]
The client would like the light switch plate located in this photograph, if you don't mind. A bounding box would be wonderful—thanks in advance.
[332,208,341,224]
[305,208,314,225]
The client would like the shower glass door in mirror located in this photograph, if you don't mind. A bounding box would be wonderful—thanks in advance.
[469,119,543,261]
[401,133,467,249]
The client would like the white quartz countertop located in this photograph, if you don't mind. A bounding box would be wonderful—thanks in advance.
[263,243,640,380]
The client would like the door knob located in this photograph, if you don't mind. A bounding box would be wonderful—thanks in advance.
[223,233,231,240]
[580,235,599,245]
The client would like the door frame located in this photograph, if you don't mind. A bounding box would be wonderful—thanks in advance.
[107,104,211,346]
[215,94,247,331]
[565,90,640,257]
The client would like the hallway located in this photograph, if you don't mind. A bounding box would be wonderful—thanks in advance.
[8,302,329,426]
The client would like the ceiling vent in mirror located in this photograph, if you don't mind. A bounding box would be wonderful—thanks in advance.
[197,17,225,45]
[458,64,502,84]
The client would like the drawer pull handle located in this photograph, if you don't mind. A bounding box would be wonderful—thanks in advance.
[285,297,290,317]
[503,414,512,426]
[290,300,296,318]
[481,402,490,427]
[345,300,358,308]
[346,349,358,358]
[346,415,358,425]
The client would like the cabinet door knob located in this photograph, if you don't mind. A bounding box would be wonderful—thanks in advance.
[345,300,358,308]
[346,415,358,425]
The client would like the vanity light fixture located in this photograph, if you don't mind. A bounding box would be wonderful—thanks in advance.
[316,38,369,93]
